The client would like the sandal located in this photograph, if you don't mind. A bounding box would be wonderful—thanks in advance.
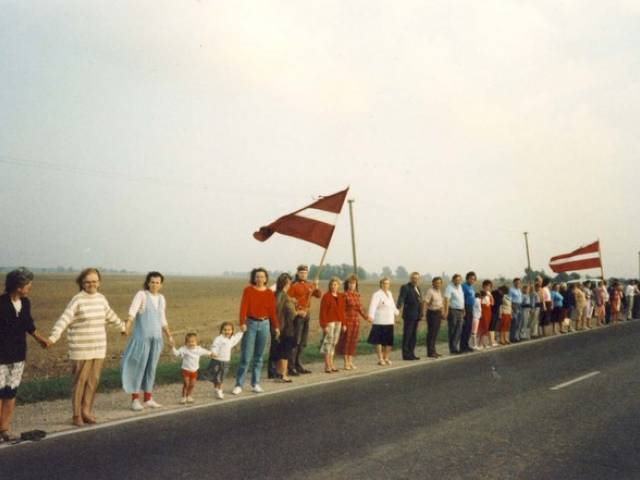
[325,368,333,373]
[377,360,386,366]
[0,430,19,442]
[331,368,339,372]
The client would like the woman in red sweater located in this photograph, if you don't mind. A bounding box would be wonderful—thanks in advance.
[232,268,279,396]
[319,277,345,374]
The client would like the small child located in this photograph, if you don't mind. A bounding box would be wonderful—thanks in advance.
[471,292,482,350]
[499,286,512,345]
[207,322,243,400]
[171,333,213,404]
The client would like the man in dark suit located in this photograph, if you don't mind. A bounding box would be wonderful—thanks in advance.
[397,272,423,360]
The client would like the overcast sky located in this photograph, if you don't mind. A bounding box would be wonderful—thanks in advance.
[1,1,638,279]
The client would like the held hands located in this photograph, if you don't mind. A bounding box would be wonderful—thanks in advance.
[275,328,281,340]
[241,324,247,332]
[168,337,175,348]
[367,316,373,323]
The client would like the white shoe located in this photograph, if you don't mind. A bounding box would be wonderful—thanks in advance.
[179,397,187,405]
[143,399,162,408]
[186,396,194,404]
[131,399,144,411]
[232,386,242,395]
[251,384,264,394]
[215,389,224,400]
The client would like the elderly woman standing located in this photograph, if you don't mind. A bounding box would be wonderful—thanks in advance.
[121,272,174,411]
[274,273,296,383]
[0,268,48,442]
[47,268,126,426]
[336,274,370,370]
[368,277,399,366]
[319,277,345,373]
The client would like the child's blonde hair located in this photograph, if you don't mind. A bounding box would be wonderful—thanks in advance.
[185,332,198,342]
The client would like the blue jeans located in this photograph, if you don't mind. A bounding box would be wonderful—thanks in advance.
[510,304,522,341]
[235,319,270,388]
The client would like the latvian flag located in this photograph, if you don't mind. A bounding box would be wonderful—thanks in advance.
[549,240,602,273]
[253,187,349,248]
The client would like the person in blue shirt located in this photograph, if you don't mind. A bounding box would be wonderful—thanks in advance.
[508,278,524,343]
[444,274,465,354]
[551,284,564,335]
[460,272,477,353]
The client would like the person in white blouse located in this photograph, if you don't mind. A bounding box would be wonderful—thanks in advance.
[120,272,174,411]
[367,277,400,366]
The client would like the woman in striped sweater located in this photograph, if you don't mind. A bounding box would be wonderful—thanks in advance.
[47,268,126,426]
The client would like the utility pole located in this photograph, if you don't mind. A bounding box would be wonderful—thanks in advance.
[523,232,533,285]
[348,199,358,275]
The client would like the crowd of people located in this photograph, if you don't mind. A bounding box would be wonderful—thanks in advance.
[1,265,639,440]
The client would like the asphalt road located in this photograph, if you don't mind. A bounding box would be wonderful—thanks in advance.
[3,321,640,479]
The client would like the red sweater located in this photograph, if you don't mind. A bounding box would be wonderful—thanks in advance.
[288,281,321,310]
[239,286,279,329]
[319,292,345,329]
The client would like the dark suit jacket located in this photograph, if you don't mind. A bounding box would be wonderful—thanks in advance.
[397,283,423,320]
[0,294,36,364]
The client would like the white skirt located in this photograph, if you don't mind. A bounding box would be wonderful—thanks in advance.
[0,361,25,392]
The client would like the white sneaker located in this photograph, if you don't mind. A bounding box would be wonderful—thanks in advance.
[215,389,224,400]
[179,397,187,405]
[251,384,264,394]
[131,399,144,411]
[232,386,242,395]
[186,396,194,404]
[143,399,162,408]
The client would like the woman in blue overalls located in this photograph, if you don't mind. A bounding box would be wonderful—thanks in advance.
[121,272,173,411]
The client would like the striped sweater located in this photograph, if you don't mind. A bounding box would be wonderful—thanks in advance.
[49,291,125,360]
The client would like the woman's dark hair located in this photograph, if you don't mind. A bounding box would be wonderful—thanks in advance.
[76,268,101,291]
[250,267,269,286]
[542,278,551,287]
[219,321,234,335]
[275,273,292,295]
[343,274,359,292]
[144,271,165,290]
[482,279,493,288]
[5,267,34,293]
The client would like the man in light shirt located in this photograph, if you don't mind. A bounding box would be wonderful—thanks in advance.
[444,274,465,354]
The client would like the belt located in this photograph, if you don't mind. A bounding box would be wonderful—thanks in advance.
[248,317,269,322]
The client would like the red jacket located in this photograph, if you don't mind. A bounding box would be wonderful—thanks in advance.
[319,292,345,329]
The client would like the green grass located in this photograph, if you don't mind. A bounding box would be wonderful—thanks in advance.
[17,327,450,404]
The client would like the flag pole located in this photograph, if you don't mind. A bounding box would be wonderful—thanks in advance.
[314,247,329,283]
[598,238,605,280]
[523,231,533,286]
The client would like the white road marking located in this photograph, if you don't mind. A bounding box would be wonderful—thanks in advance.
[550,371,601,391]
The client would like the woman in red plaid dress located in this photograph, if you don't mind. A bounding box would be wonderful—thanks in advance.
[336,274,371,370]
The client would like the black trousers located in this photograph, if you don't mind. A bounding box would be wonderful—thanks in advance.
[426,310,442,356]
[267,325,279,378]
[288,314,310,370]
[460,306,473,351]
[402,316,420,359]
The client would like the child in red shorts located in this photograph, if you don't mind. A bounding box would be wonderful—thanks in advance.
[171,333,213,404]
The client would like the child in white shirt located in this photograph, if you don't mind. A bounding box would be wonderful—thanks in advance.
[206,322,243,399]
[170,332,213,404]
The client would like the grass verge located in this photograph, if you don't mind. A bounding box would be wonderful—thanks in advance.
[17,327,450,404]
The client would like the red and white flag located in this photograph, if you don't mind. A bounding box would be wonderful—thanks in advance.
[253,187,349,248]
[549,240,602,273]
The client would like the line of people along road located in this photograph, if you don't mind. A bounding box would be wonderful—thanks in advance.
[1,266,639,440]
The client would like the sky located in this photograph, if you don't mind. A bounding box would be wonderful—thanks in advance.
[1,0,639,279]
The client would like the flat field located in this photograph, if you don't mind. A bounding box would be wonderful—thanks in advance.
[7,273,387,381]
